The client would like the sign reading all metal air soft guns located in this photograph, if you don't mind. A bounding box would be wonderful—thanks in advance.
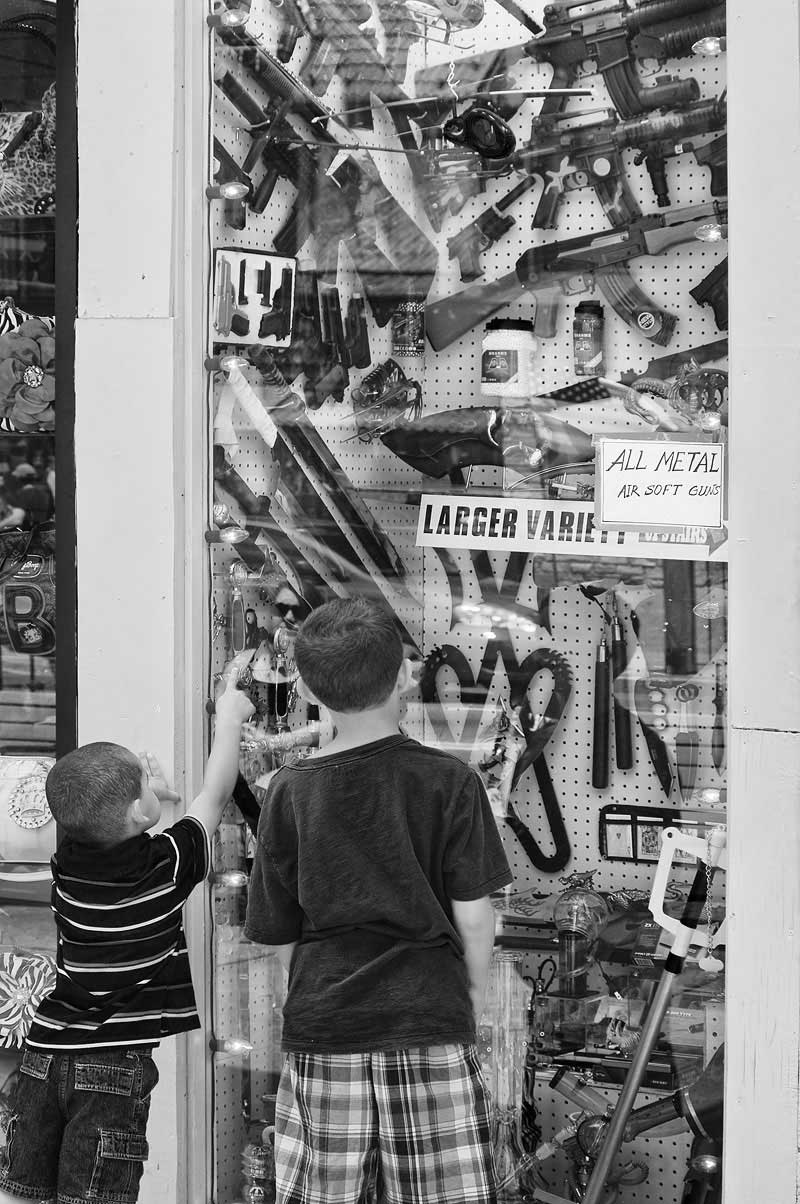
[594,435,725,532]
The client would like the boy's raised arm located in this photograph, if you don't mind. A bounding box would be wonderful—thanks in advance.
[188,671,254,837]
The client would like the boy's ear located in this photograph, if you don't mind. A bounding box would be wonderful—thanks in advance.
[129,797,147,827]
[295,676,319,706]
[397,658,414,693]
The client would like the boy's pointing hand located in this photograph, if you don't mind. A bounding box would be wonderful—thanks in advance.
[139,751,182,804]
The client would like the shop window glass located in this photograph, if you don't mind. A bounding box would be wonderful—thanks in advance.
[205,2,728,1200]
[0,0,71,1124]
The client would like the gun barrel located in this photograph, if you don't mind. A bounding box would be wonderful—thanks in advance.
[631,0,719,29]
[617,97,726,148]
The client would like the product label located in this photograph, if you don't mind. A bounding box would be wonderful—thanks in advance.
[391,302,425,357]
[573,324,604,377]
[481,348,519,385]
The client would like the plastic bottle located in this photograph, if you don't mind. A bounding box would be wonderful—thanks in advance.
[572,301,605,377]
[480,318,537,400]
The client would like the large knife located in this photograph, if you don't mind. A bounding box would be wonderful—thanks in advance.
[633,677,674,799]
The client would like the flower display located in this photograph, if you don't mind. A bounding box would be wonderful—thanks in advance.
[0,319,56,432]
[0,952,56,1047]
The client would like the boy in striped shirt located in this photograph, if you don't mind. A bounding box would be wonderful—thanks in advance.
[0,674,253,1204]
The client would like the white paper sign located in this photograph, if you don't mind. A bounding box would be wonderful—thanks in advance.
[595,437,725,530]
[414,495,727,561]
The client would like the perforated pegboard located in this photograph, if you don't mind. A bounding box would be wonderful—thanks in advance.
[206,2,728,1200]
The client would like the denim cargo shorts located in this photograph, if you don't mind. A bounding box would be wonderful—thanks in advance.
[0,1043,159,1204]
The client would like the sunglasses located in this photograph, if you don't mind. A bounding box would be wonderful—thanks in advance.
[275,599,309,618]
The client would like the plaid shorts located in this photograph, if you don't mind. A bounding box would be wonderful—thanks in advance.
[274,1043,497,1204]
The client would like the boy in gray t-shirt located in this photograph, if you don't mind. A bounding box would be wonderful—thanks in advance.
[246,597,512,1204]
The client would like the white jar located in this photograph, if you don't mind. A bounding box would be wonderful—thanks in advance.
[480,318,537,401]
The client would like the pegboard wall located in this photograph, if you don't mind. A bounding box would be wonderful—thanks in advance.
[205,1,729,1200]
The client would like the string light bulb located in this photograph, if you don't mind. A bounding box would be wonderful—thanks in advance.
[692,36,726,56]
[206,504,249,545]
[211,869,250,887]
[211,1036,253,1056]
[695,222,726,243]
[207,10,249,29]
[205,353,250,373]
[205,180,250,201]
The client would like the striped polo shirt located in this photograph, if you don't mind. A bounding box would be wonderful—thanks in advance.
[27,815,211,1051]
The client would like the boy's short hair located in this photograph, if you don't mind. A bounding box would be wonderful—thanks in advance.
[45,742,143,844]
[295,597,403,712]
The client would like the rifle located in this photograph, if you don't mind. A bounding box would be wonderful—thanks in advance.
[447,98,727,281]
[689,256,728,330]
[525,96,727,228]
[426,200,727,350]
[527,0,726,120]
[618,337,728,385]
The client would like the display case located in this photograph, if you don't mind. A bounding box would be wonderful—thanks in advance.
[203,1,728,1199]
[0,0,74,1150]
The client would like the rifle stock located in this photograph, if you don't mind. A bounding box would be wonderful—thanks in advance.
[426,270,527,352]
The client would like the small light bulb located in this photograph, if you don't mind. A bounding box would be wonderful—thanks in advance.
[206,180,250,201]
[211,1036,253,1056]
[690,1151,721,1174]
[212,869,250,887]
[219,525,249,545]
[695,222,725,243]
[205,353,250,373]
[207,11,250,30]
[692,36,726,56]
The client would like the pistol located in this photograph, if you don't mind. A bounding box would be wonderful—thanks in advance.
[259,268,294,341]
[689,257,728,331]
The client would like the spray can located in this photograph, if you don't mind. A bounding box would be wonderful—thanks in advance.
[480,318,537,400]
[573,302,605,377]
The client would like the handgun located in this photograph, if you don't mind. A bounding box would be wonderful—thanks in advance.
[259,268,294,341]
[689,257,728,331]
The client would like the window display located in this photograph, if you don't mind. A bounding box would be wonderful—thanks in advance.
[0,0,64,1144]
[205,0,727,1199]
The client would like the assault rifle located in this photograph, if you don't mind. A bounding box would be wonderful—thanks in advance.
[527,0,726,119]
[447,98,727,280]
[426,200,728,350]
[414,0,725,123]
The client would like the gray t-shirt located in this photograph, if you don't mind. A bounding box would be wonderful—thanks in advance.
[244,734,513,1053]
